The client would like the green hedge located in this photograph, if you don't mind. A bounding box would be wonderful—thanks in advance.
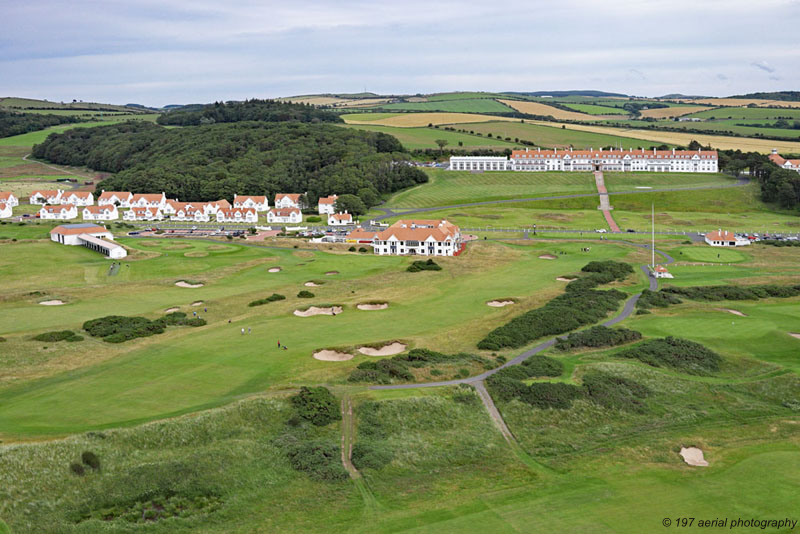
[555,326,642,351]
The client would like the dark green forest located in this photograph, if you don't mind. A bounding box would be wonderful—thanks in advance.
[720,149,800,210]
[156,99,342,126]
[0,110,85,139]
[32,121,426,205]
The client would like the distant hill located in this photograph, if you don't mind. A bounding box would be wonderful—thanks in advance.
[504,90,628,98]
[0,97,149,114]
[729,91,800,102]
[658,93,710,99]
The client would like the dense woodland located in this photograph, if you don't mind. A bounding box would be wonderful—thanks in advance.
[32,121,426,205]
[0,110,85,139]
[720,149,800,210]
[156,99,342,126]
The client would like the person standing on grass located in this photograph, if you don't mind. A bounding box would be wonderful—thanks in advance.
[248,327,251,334]
[241,328,245,335]
[277,340,281,348]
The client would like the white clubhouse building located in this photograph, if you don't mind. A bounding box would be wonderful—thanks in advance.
[373,219,462,256]
[50,223,127,259]
[451,148,719,173]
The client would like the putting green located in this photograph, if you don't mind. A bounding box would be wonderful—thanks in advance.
[672,246,749,263]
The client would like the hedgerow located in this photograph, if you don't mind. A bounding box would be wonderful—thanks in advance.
[478,261,632,351]
[636,289,683,309]
[248,293,286,307]
[637,283,800,310]
[618,336,722,375]
[555,326,642,351]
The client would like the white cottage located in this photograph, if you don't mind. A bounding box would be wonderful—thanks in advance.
[130,193,166,209]
[61,191,94,206]
[0,191,19,208]
[40,204,78,220]
[217,207,258,223]
[328,212,353,226]
[97,191,133,207]
[30,189,63,205]
[83,204,119,221]
[266,207,302,224]
[234,195,269,212]
[274,193,304,210]
[704,229,750,247]
[0,203,12,219]
[123,207,163,221]
[317,195,338,215]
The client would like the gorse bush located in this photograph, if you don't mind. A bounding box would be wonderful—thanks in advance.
[297,290,314,298]
[582,372,650,412]
[82,313,205,343]
[69,462,85,476]
[32,330,80,342]
[556,326,642,351]
[248,293,286,307]
[478,261,632,351]
[347,348,487,384]
[662,284,800,302]
[81,451,100,471]
[636,289,683,309]
[285,440,348,481]
[618,337,722,375]
[290,386,340,426]
[407,259,442,272]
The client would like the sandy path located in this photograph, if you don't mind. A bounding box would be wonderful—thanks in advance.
[313,349,353,361]
[357,303,388,311]
[679,447,709,466]
[716,308,746,317]
[358,342,406,356]
[175,281,203,288]
[294,306,343,317]
[487,300,514,307]
[39,299,64,305]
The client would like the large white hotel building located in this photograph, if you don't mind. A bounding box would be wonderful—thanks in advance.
[450,147,719,173]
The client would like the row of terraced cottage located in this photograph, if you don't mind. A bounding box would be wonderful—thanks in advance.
[0,191,356,226]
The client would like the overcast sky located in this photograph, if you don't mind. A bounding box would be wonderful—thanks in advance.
[2,0,799,107]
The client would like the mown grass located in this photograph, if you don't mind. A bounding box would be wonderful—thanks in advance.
[378,98,514,114]
[340,123,516,150]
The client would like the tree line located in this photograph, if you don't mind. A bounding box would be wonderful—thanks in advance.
[156,99,343,126]
[0,110,85,139]
[32,121,427,209]
[719,148,800,210]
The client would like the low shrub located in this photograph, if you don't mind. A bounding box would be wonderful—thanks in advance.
[297,290,314,298]
[348,348,486,383]
[618,336,722,375]
[522,355,564,377]
[662,283,800,302]
[348,246,356,252]
[290,386,339,426]
[358,247,368,253]
[70,462,85,476]
[285,440,348,481]
[83,313,204,343]
[306,216,322,223]
[248,293,286,307]
[352,441,393,470]
[520,382,584,409]
[81,451,101,470]
[636,289,683,309]
[0,336,5,342]
[407,259,442,272]
[32,330,76,342]
[555,326,642,351]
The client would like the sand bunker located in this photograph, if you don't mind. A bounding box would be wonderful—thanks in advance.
[175,281,204,288]
[294,306,343,317]
[192,301,204,306]
[39,299,64,306]
[313,349,353,361]
[325,271,339,275]
[304,281,321,287]
[357,302,388,311]
[539,254,557,260]
[487,300,515,307]
[679,447,709,467]
[716,308,746,317]
[636,186,653,189]
[165,307,180,313]
[556,277,577,282]
[789,333,800,339]
[358,342,407,356]
[268,267,282,273]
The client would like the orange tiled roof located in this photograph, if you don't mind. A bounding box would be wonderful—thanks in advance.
[376,219,459,242]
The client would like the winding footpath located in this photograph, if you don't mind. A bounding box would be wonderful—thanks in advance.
[370,241,674,443]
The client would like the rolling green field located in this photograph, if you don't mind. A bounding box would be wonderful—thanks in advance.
[385,169,596,208]
[687,107,800,120]
[341,123,516,150]
[377,98,514,114]
[603,118,800,140]
[462,120,670,149]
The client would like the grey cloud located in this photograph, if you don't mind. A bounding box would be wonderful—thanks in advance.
[751,61,776,73]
